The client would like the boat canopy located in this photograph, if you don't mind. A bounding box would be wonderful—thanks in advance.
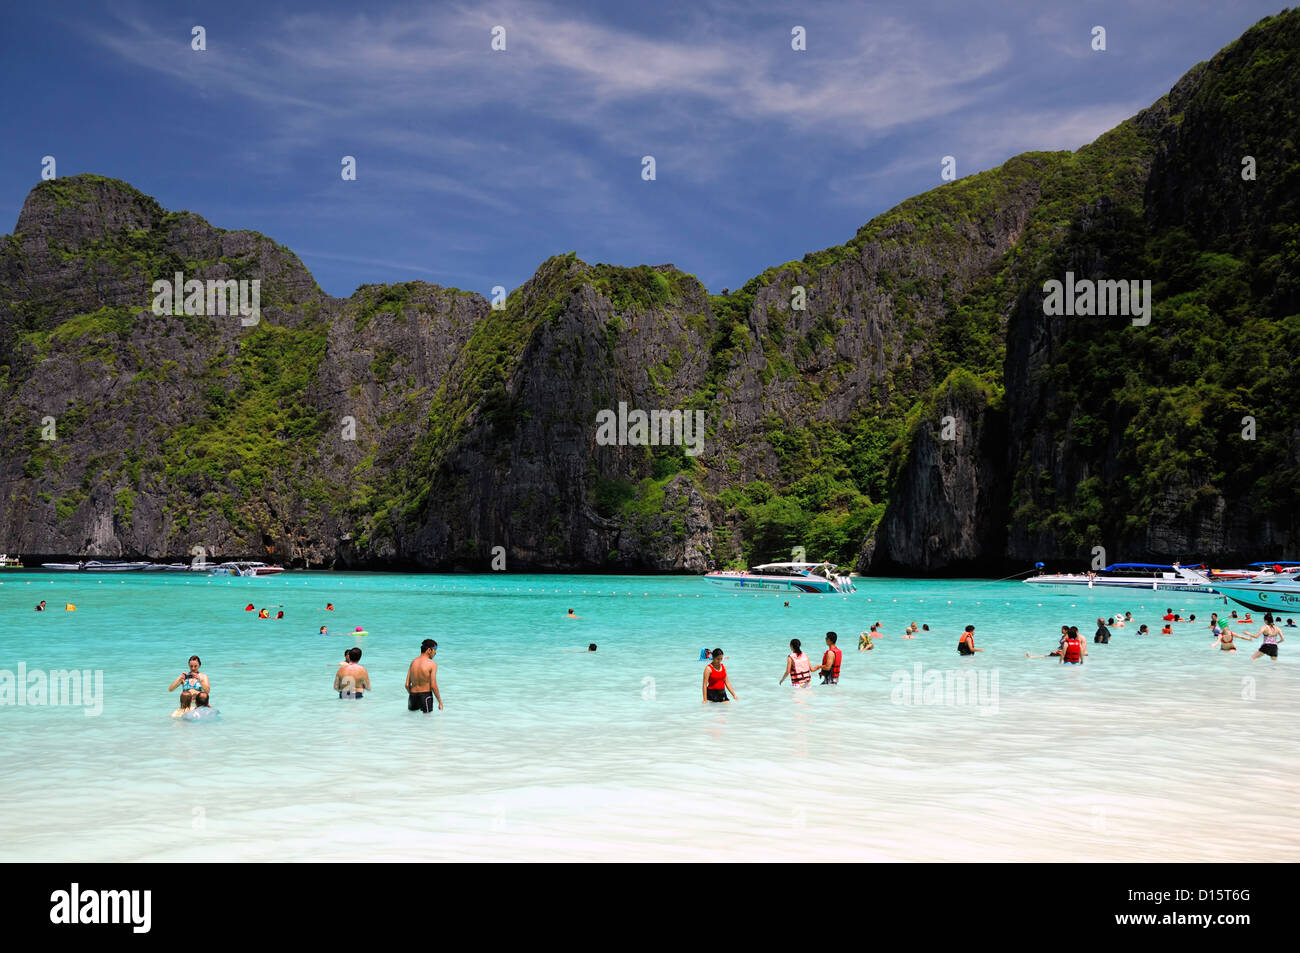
[1247,561,1300,567]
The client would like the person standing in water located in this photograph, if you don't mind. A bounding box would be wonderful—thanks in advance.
[405,639,443,712]
[335,646,371,698]
[1251,614,1283,660]
[1060,627,1085,664]
[780,638,812,687]
[703,648,736,702]
[957,625,982,656]
[810,632,842,684]
[168,655,210,715]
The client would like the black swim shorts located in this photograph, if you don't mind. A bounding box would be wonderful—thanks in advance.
[1260,643,1279,658]
[408,692,435,712]
[339,691,363,699]
[706,688,729,703]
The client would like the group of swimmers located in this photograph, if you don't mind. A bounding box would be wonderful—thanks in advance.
[1020,609,1289,661]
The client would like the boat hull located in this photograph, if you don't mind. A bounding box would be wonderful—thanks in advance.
[1211,585,1300,613]
[705,574,837,594]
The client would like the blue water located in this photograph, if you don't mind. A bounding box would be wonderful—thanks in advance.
[1,572,1297,861]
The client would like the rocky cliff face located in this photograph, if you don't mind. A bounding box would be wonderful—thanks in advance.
[2,11,1297,571]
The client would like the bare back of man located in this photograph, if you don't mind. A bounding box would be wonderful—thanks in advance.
[335,663,371,698]
[405,643,443,713]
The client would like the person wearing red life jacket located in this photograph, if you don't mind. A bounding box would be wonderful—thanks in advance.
[780,638,813,687]
[1060,627,1085,664]
[702,648,737,703]
[810,632,842,684]
[957,625,982,656]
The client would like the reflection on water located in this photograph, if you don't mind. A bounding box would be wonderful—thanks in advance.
[0,572,1296,860]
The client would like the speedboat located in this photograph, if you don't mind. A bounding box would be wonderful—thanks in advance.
[704,561,855,594]
[42,562,84,571]
[1024,563,1220,593]
[1175,564,1300,613]
[209,561,286,577]
[81,560,152,572]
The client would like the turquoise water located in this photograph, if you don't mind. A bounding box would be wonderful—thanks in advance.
[1,571,1297,861]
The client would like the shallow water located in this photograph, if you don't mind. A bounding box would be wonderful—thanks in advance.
[1,572,1296,861]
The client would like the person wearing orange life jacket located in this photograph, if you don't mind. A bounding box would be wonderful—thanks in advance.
[957,625,982,656]
[702,648,736,703]
[809,632,842,684]
[780,638,813,687]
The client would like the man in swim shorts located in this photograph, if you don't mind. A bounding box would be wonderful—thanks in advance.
[335,646,371,699]
[406,639,443,712]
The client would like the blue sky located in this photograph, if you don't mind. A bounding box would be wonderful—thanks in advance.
[0,0,1288,298]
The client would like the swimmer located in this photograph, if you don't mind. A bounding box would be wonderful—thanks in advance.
[783,601,790,608]
[703,648,736,702]
[921,624,930,632]
[858,630,874,651]
[1213,627,1246,651]
[275,610,284,620]
[258,608,269,619]
[244,604,254,612]
[182,693,219,720]
[779,638,812,687]
[563,643,598,653]
[1251,614,1282,661]
[335,646,371,699]
[168,655,209,716]
[1110,615,1126,629]
[1094,618,1111,644]
[1288,619,1297,628]
[564,608,583,619]
[810,632,843,683]
[405,639,443,712]
[320,625,329,636]
[34,600,46,612]
[326,603,335,611]
[957,625,982,656]
[1059,628,1085,664]
[1136,624,1150,636]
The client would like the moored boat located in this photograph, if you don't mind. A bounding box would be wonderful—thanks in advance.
[704,561,854,594]
[1025,563,1221,593]
[1175,564,1300,613]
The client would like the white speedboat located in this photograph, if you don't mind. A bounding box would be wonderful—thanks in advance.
[704,561,855,594]
[1175,564,1300,613]
[1024,563,1220,593]
[209,561,286,577]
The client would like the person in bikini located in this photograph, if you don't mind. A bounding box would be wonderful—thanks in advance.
[168,655,210,716]
[1251,614,1283,660]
